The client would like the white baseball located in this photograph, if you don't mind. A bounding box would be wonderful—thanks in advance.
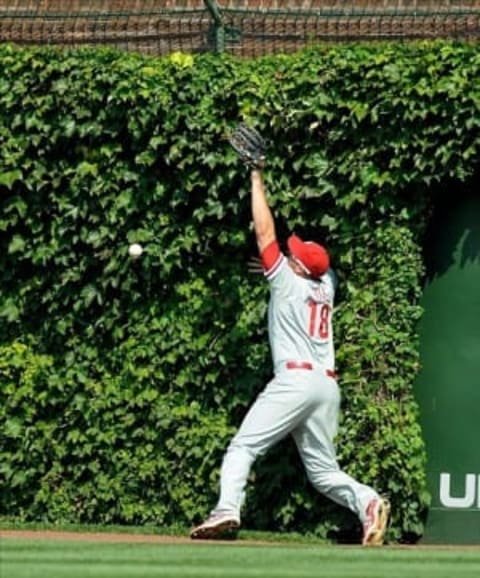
[128,243,143,258]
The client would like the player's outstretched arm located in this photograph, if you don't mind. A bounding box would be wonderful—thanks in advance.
[251,169,276,254]
[227,123,274,254]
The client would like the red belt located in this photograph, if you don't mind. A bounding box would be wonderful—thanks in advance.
[285,361,337,379]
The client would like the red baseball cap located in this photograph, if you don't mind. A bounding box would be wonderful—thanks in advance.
[287,234,330,278]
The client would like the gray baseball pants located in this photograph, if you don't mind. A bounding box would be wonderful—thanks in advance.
[213,368,378,523]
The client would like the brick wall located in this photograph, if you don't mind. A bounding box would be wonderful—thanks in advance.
[0,0,478,55]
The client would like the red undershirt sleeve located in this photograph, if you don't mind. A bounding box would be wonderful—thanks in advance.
[261,240,280,269]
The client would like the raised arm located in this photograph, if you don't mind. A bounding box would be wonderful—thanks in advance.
[227,123,277,255]
[251,169,276,254]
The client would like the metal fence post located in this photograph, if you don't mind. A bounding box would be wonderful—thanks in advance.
[203,0,225,53]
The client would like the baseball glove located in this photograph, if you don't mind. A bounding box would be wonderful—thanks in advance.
[228,123,266,170]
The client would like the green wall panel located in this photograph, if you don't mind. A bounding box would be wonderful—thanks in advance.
[415,191,480,544]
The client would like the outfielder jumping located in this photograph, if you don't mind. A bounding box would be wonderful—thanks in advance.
[191,124,390,545]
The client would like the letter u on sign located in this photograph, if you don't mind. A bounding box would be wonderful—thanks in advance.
[439,473,479,508]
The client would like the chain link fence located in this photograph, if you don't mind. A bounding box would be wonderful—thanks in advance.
[0,1,479,56]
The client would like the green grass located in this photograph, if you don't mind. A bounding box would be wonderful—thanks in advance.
[2,537,480,578]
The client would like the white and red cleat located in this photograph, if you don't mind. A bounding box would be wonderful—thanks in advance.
[190,511,240,540]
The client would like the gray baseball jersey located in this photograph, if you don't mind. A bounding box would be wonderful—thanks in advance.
[265,250,337,374]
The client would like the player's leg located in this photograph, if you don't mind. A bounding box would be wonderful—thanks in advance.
[292,375,390,545]
[191,375,318,539]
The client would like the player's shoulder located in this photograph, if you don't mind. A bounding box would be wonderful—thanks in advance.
[322,268,338,289]
[307,268,336,302]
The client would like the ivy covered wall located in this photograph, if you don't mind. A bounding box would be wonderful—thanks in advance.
[0,41,478,541]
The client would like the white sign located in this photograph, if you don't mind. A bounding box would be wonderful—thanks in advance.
[439,473,480,509]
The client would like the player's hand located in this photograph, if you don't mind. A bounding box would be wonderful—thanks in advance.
[247,256,263,274]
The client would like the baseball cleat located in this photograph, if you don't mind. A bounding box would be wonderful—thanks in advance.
[190,511,240,540]
[362,497,390,546]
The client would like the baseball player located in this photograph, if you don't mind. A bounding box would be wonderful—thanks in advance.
[190,126,390,545]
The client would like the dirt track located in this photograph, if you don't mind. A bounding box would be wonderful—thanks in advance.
[2,529,480,549]
[0,529,282,546]
[0,529,221,544]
